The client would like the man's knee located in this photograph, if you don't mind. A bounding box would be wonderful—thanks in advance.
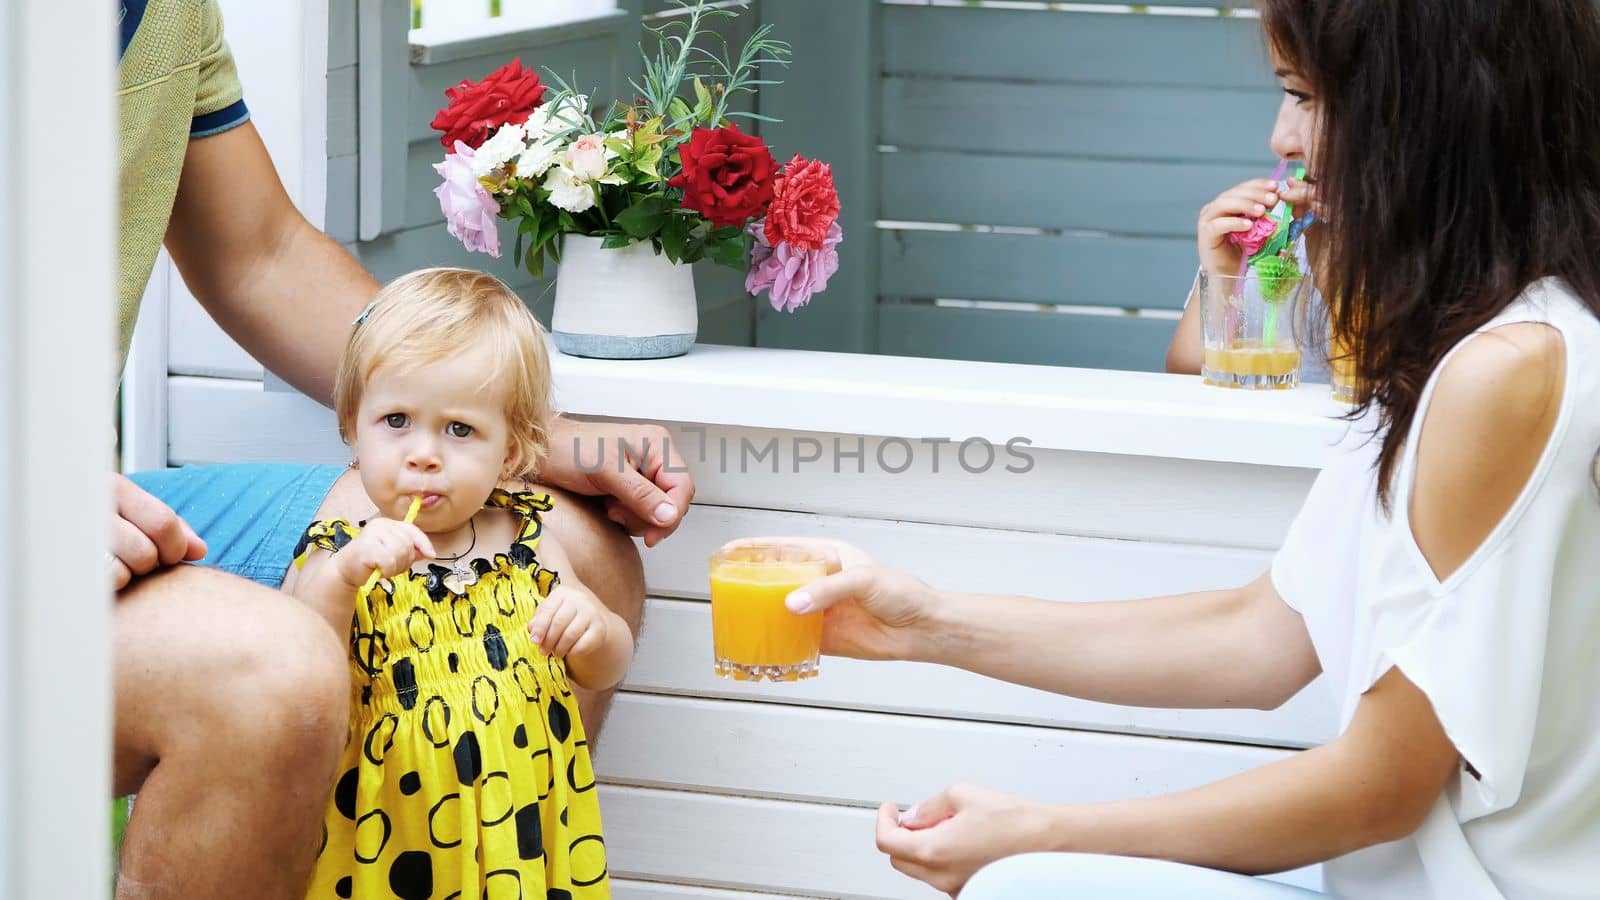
[116,568,349,786]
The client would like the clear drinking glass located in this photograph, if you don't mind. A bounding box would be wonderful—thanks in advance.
[1328,320,1358,403]
[1198,268,1313,390]
[708,544,829,682]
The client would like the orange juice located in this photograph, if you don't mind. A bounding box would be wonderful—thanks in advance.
[1329,325,1358,403]
[709,546,828,681]
[1202,341,1303,390]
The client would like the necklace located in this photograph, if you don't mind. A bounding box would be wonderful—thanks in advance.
[437,519,479,592]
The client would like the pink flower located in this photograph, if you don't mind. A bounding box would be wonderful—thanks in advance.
[565,134,609,181]
[433,141,501,257]
[745,220,842,313]
[1228,215,1279,257]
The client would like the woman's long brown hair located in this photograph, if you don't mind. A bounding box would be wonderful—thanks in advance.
[1258,0,1600,504]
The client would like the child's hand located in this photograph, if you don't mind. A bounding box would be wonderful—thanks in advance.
[1197,178,1282,274]
[1280,176,1324,277]
[529,583,612,659]
[334,519,435,588]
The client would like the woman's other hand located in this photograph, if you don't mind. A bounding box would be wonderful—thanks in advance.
[875,784,1057,897]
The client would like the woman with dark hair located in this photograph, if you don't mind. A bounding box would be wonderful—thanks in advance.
[731,1,1600,896]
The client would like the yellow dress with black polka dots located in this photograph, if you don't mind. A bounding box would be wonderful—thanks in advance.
[294,489,608,900]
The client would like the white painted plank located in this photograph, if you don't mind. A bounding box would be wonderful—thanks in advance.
[596,694,1295,808]
[121,254,171,472]
[2,1,116,892]
[599,786,941,899]
[624,599,1335,748]
[167,377,344,464]
[599,786,1323,899]
[544,342,1352,469]
[650,423,1314,549]
[167,277,263,380]
[165,384,1319,548]
[613,880,817,900]
[638,501,1272,602]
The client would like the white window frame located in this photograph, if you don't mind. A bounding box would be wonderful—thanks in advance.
[0,0,115,894]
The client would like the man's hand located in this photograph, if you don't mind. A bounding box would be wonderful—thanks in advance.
[541,419,694,547]
[875,784,1056,897]
[112,474,207,591]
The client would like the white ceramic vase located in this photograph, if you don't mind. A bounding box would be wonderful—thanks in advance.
[551,234,698,359]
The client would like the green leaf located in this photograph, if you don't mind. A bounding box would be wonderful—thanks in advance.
[668,97,692,126]
[527,246,546,279]
[659,215,690,262]
[514,230,524,268]
[558,211,577,233]
[601,232,634,250]
[636,145,664,180]
[614,197,668,238]
[516,195,535,219]
[536,214,560,250]
[708,233,748,270]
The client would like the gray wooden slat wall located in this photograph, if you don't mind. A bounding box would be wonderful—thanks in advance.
[768,1,1281,370]
[326,1,1283,370]
[325,0,760,348]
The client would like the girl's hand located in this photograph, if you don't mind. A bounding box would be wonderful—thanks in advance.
[529,583,611,659]
[875,784,1057,897]
[720,538,942,662]
[1197,178,1282,274]
[334,519,434,588]
[1280,176,1324,279]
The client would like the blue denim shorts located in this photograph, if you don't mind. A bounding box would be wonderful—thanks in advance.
[130,463,346,588]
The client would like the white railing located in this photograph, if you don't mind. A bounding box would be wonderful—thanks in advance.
[413,0,617,30]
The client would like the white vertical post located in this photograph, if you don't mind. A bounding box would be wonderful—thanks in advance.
[121,254,171,473]
[0,1,115,898]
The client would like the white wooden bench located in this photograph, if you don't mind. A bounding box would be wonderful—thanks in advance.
[164,341,1346,897]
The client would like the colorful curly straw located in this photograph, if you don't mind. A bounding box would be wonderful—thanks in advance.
[358,495,423,598]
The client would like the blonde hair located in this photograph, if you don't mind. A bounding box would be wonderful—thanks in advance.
[334,268,553,480]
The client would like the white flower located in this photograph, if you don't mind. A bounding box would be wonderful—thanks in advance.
[530,94,589,140]
[543,164,596,213]
[470,122,528,179]
[517,134,561,179]
[565,133,611,181]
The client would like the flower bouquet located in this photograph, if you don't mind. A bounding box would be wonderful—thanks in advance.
[428,0,843,350]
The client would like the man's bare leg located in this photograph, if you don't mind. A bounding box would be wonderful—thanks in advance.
[303,472,646,743]
[114,566,349,900]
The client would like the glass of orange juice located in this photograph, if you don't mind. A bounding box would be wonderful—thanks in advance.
[1328,315,1359,404]
[1198,269,1312,390]
[708,544,829,682]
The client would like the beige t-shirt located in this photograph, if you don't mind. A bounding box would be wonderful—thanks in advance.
[117,0,249,378]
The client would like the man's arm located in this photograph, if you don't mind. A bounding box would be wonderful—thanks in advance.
[164,122,378,405]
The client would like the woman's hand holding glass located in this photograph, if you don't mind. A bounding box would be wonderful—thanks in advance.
[719,537,944,664]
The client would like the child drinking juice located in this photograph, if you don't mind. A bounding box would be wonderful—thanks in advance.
[288,268,631,898]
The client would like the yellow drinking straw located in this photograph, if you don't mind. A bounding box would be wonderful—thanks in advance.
[357,495,422,598]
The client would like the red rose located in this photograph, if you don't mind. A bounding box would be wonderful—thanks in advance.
[430,59,547,150]
[764,155,840,251]
[668,124,777,229]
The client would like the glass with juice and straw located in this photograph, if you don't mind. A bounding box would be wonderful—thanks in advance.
[1200,163,1315,390]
